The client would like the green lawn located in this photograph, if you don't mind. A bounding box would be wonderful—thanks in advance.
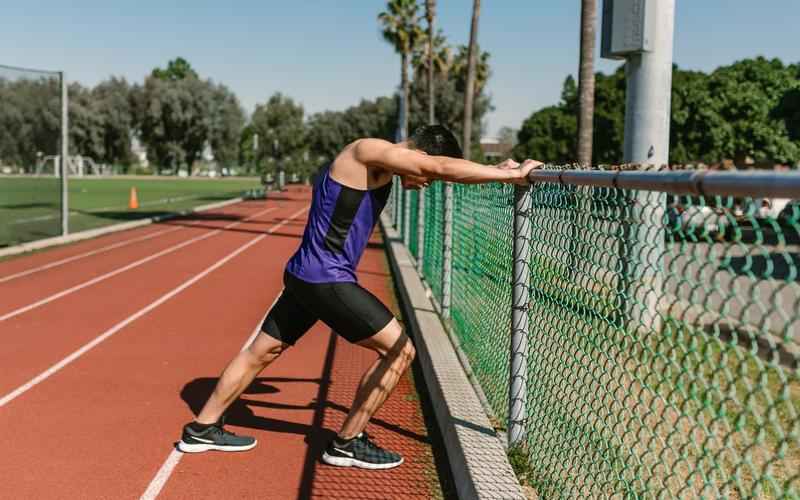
[0,176,262,247]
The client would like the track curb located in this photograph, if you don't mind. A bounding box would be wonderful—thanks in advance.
[0,196,250,259]
[380,214,525,500]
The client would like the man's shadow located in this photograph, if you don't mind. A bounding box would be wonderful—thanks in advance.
[179,376,429,446]
[180,377,336,443]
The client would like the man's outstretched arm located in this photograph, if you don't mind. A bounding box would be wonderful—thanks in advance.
[353,138,542,185]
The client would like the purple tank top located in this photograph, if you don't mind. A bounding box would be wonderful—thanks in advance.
[286,164,392,283]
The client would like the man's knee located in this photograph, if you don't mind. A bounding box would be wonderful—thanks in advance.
[386,331,416,367]
[246,334,289,366]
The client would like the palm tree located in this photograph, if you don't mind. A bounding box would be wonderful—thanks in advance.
[577,0,597,167]
[379,0,425,141]
[461,0,481,160]
[426,0,437,125]
[411,30,452,80]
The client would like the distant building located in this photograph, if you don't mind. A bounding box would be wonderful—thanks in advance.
[480,138,514,161]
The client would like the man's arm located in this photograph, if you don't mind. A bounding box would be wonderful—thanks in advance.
[353,138,540,185]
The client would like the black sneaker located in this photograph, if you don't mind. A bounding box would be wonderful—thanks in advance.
[321,432,403,470]
[178,419,257,453]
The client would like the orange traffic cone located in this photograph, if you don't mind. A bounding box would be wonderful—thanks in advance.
[128,186,139,209]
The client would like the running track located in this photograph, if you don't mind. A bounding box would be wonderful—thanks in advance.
[0,187,444,499]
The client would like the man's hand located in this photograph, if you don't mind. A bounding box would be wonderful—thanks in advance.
[401,174,431,190]
[495,159,520,170]
[510,159,544,185]
[494,158,543,184]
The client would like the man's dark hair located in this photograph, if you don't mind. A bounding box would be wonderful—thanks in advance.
[408,125,463,159]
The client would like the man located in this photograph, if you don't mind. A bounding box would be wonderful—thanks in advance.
[179,125,541,470]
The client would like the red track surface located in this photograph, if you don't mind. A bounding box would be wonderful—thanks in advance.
[0,187,442,499]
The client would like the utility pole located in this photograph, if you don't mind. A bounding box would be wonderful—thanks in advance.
[601,0,675,332]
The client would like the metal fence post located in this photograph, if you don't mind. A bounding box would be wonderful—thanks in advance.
[60,71,69,236]
[416,187,425,273]
[403,189,411,246]
[442,182,454,320]
[509,184,532,448]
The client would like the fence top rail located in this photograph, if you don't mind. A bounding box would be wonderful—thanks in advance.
[527,169,800,199]
[0,63,61,76]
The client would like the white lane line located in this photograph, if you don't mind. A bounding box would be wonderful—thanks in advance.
[0,200,250,284]
[0,206,306,409]
[0,206,278,322]
[0,227,182,284]
[140,294,282,500]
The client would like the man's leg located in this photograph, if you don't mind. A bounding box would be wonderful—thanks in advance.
[338,318,415,439]
[195,332,289,424]
[179,287,316,453]
[321,318,415,469]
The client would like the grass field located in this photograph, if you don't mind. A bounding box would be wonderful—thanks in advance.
[0,176,262,247]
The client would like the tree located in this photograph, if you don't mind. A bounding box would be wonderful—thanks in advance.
[137,74,211,174]
[709,57,798,164]
[68,82,105,162]
[409,43,492,156]
[250,93,306,176]
[0,75,61,170]
[92,77,136,167]
[461,0,481,160]
[307,96,397,162]
[425,0,437,125]
[378,0,425,140]
[151,57,198,81]
[577,0,597,167]
[207,82,245,168]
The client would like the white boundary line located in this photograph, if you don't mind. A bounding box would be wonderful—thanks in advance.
[0,206,306,409]
[139,294,282,500]
[0,207,278,323]
[0,226,183,284]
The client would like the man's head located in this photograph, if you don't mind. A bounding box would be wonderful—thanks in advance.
[408,125,463,159]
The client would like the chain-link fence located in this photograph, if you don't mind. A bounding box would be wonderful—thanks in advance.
[394,168,800,498]
[0,64,66,247]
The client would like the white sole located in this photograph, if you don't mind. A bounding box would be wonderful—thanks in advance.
[321,451,403,470]
[177,439,257,453]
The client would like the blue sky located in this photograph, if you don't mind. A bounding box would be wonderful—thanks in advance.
[1,1,798,136]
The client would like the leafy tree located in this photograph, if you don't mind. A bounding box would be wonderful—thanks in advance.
[136,60,244,174]
[92,77,136,166]
[151,57,198,81]
[0,75,61,170]
[307,96,397,163]
[709,57,798,164]
[250,93,306,175]
[68,82,105,161]
[207,82,245,168]
[379,0,425,140]
[137,74,211,174]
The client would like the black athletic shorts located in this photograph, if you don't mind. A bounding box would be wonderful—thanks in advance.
[260,271,394,345]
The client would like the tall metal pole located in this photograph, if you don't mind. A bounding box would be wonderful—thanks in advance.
[441,182,453,320]
[623,0,674,166]
[403,189,411,246]
[621,0,674,333]
[509,184,532,447]
[60,71,69,236]
[416,187,425,274]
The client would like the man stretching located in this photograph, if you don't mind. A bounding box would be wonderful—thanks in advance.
[179,125,541,469]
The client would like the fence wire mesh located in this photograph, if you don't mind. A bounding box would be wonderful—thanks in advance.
[0,64,64,247]
[405,172,799,498]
